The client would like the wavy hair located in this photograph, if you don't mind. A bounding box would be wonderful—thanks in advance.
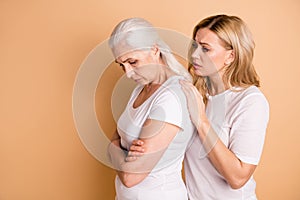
[188,14,260,103]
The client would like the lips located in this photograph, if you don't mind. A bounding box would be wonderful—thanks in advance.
[133,78,142,83]
[193,63,202,69]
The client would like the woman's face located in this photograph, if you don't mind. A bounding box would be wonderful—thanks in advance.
[191,28,233,77]
[115,48,160,85]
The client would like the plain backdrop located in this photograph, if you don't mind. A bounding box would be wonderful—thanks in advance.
[1,0,300,199]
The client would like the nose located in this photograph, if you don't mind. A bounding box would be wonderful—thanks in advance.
[124,65,134,78]
[191,45,201,60]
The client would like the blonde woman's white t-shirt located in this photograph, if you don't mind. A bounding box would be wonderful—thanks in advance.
[116,76,196,200]
[184,86,269,200]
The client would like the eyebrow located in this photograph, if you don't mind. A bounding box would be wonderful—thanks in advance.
[199,42,211,46]
[115,58,131,64]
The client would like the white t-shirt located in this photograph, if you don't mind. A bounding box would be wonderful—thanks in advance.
[116,76,196,200]
[184,86,269,200]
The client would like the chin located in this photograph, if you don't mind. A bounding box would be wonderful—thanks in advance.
[137,80,147,85]
[194,70,205,77]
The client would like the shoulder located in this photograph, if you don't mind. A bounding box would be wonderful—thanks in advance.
[227,86,269,119]
[240,86,265,97]
[160,76,185,95]
[230,86,269,107]
[155,76,186,103]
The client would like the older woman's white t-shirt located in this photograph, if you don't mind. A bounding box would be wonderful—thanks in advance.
[116,76,195,200]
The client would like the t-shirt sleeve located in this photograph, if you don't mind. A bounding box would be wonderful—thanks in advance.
[229,93,269,165]
[148,89,184,129]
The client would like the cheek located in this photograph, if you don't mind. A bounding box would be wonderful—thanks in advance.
[209,52,226,68]
[134,65,153,77]
[199,52,219,70]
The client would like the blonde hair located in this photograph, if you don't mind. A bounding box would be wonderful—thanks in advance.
[109,18,192,81]
[188,14,260,103]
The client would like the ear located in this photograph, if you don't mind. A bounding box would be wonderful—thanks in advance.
[151,44,161,59]
[225,49,235,66]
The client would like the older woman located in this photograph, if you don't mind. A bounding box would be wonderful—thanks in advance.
[107,18,195,200]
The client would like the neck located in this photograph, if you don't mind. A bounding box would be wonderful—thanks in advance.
[155,68,169,84]
[144,66,175,94]
[152,60,176,85]
[207,73,228,96]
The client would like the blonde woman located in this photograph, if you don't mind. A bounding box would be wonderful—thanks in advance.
[180,14,270,199]
[107,18,195,200]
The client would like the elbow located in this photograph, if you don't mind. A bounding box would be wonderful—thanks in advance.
[228,181,245,190]
[226,165,256,189]
[123,181,136,188]
[119,174,139,188]
[227,177,248,190]
[122,178,136,188]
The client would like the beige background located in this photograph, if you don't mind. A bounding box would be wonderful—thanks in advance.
[1,0,299,199]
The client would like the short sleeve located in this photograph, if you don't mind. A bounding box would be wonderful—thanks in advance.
[229,93,269,165]
[148,89,184,129]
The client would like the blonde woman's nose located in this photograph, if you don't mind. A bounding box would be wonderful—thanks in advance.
[192,45,201,59]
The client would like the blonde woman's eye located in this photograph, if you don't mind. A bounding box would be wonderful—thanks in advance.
[201,47,209,52]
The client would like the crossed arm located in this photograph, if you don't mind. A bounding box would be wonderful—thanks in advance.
[108,119,180,188]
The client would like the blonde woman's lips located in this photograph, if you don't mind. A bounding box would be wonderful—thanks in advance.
[193,63,202,69]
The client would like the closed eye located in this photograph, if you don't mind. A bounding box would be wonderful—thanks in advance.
[128,60,137,66]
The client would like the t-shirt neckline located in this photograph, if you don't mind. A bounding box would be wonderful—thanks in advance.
[131,75,182,110]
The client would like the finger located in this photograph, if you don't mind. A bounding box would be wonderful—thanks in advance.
[179,79,189,85]
[125,156,137,162]
[180,81,192,94]
[182,84,197,99]
[180,81,203,105]
[180,80,194,88]
[132,139,144,146]
[181,81,197,93]
[128,151,144,157]
[130,145,145,152]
